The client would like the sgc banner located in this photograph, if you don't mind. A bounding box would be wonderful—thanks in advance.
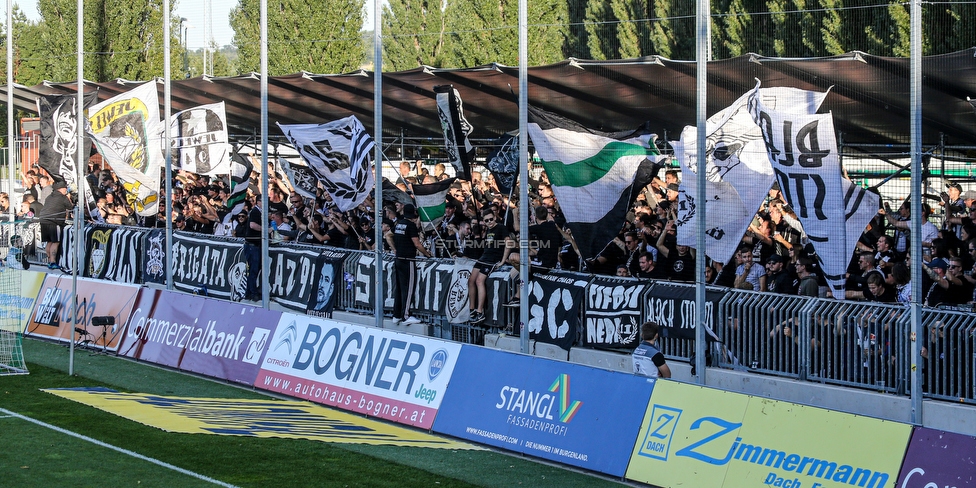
[625,381,911,488]
[267,244,319,311]
[255,313,463,429]
[645,283,722,340]
[118,289,280,385]
[433,345,656,476]
[171,232,246,299]
[307,249,348,316]
[528,272,589,350]
[582,277,646,349]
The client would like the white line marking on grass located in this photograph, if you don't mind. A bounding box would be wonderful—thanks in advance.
[0,406,239,488]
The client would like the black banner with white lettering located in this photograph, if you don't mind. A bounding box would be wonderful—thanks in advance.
[306,249,348,316]
[411,259,455,316]
[348,252,395,312]
[58,225,92,273]
[582,277,646,349]
[170,231,246,299]
[266,243,320,311]
[528,271,590,350]
[483,268,515,327]
[142,228,167,285]
[83,225,146,283]
[643,283,722,340]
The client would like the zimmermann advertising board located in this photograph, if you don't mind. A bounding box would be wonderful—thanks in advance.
[626,381,912,488]
[255,313,462,429]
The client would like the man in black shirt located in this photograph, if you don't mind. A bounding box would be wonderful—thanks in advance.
[468,207,508,323]
[392,204,431,325]
[38,181,73,269]
[243,194,264,301]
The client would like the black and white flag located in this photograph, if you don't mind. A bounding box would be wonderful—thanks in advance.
[486,132,518,195]
[307,249,348,316]
[171,102,230,175]
[528,271,590,351]
[276,153,319,200]
[582,277,646,349]
[37,91,99,188]
[748,81,879,297]
[434,85,474,180]
[278,116,375,212]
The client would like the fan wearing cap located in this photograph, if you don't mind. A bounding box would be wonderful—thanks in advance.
[923,257,973,307]
[391,204,431,326]
[37,180,73,269]
[764,253,797,294]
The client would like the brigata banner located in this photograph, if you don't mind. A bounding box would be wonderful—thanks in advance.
[626,381,911,488]
[432,345,655,476]
[171,231,246,299]
[896,427,976,487]
[26,276,141,351]
[255,313,462,429]
[117,289,280,385]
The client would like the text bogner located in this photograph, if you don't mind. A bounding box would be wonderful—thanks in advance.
[128,309,249,361]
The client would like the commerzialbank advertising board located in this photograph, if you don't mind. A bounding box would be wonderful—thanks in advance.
[255,313,461,429]
[432,345,656,477]
[626,381,912,488]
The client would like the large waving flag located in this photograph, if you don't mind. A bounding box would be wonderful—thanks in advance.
[87,82,163,216]
[278,116,375,212]
[434,85,474,180]
[748,81,879,298]
[171,102,230,175]
[414,177,456,225]
[527,105,661,259]
[672,87,828,266]
[37,91,99,188]
[486,132,518,195]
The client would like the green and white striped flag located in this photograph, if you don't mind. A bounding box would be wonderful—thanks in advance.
[527,106,660,259]
[413,177,456,224]
[223,148,253,223]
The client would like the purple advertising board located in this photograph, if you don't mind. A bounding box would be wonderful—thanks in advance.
[118,289,282,385]
[432,345,656,476]
[896,427,976,487]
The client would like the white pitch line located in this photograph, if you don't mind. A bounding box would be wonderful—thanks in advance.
[0,407,239,488]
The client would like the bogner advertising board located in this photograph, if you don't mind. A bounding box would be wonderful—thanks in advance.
[117,289,280,385]
[626,381,912,488]
[432,345,656,477]
[25,275,141,351]
[255,313,462,429]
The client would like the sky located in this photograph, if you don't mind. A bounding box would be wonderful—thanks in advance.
[12,0,377,50]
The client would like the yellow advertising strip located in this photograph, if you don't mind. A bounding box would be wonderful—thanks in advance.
[0,269,44,333]
[626,381,912,488]
[45,388,480,450]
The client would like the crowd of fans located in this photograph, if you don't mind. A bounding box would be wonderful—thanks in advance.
[20,157,976,309]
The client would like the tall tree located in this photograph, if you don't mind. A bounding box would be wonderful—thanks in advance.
[611,0,649,59]
[584,0,617,60]
[381,0,447,70]
[230,0,366,75]
[103,0,175,80]
[447,0,566,67]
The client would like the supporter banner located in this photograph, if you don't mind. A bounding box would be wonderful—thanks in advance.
[26,276,141,351]
[171,231,246,299]
[483,268,514,327]
[350,253,394,311]
[84,225,146,283]
[58,225,94,273]
[433,345,656,476]
[626,381,911,488]
[446,258,474,323]
[307,249,348,316]
[411,260,454,316]
[142,228,166,285]
[582,277,646,349]
[645,284,722,340]
[896,427,976,487]
[0,270,44,333]
[118,289,280,385]
[255,313,463,429]
[267,245,320,311]
[528,272,589,350]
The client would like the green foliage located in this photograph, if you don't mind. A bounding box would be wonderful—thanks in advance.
[381,0,447,70]
[230,0,366,75]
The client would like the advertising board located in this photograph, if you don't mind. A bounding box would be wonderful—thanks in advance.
[255,313,462,429]
[117,289,280,385]
[433,345,656,476]
[896,427,976,487]
[0,269,45,332]
[626,381,912,488]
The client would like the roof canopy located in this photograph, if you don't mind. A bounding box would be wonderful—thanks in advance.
[6,49,976,151]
